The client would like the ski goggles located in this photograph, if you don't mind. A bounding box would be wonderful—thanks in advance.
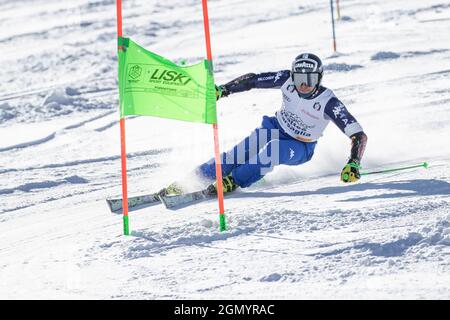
[292,72,320,87]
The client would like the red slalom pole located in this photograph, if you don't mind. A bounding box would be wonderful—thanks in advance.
[116,0,130,235]
[201,0,227,232]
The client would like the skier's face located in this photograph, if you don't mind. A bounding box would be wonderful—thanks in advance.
[292,72,318,94]
[297,83,315,94]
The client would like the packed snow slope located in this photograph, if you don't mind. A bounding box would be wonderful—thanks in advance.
[0,0,449,299]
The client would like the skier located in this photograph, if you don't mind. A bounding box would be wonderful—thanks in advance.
[161,53,367,196]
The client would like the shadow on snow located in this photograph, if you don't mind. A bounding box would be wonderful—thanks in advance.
[236,179,450,202]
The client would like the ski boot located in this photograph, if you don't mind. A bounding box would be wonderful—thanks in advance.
[158,182,184,198]
[206,174,240,195]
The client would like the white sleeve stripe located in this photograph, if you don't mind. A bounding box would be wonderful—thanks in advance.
[344,122,363,137]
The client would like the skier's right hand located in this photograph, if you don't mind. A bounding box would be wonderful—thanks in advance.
[215,85,229,101]
[341,160,361,183]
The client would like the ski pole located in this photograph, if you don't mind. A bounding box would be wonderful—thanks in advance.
[360,162,428,176]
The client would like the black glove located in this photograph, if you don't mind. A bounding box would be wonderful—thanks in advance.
[341,159,361,183]
[215,85,229,101]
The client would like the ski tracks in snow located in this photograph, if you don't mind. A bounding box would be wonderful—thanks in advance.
[0,111,169,215]
[88,162,450,298]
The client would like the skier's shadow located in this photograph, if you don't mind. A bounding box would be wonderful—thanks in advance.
[235,178,450,202]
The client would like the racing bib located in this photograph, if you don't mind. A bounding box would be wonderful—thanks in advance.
[276,79,335,142]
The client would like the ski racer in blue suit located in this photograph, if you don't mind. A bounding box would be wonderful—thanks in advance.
[165,53,368,195]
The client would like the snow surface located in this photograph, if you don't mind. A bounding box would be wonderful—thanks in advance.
[0,0,449,299]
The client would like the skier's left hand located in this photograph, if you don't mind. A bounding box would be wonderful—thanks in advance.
[215,85,229,101]
[341,160,361,183]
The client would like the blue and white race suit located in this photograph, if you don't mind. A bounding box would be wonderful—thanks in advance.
[199,70,366,187]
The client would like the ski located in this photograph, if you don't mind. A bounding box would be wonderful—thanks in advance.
[106,193,161,213]
[159,188,216,209]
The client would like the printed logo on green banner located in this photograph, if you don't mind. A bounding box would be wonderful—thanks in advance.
[125,64,198,99]
[128,64,142,80]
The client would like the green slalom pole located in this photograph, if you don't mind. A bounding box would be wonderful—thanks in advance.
[360,162,428,176]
